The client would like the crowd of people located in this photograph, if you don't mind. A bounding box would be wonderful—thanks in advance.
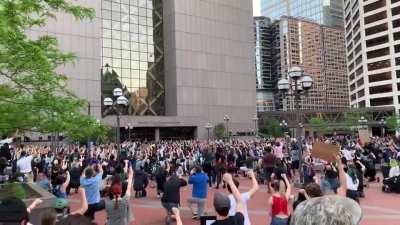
[0,134,399,225]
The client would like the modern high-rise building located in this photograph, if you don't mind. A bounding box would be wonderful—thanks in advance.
[277,17,349,110]
[344,0,400,112]
[254,17,280,112]
[261,0,344,27]
[26,0,256,140]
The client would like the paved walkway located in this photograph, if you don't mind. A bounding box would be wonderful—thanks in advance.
[69,176,400,225]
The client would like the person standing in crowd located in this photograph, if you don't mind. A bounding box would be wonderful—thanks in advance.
[262,148,275,191]
[345,164,360,203]
[155,162,169,198]
[268,174,291,225]
[187,165,209,219]
[67,160,82,195]
[215,147,226,189]
[17,150,35,182]
[133,166,148,198]
[227,170,259,225]
[211,173,245,225]
[202,147,214,187]
[80,163,104,220]
[105,164,134,225]
[161,169,187,225]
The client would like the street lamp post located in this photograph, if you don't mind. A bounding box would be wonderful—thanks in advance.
[278,67,313,187]
[278,67,313,139]
[280,120,288,135]
[205,122,213,140]
[358,116,368,129]
[103,88,128,151]
[379,118,386,138]
[125,123,133,141]
[252,114,259,137]
[223,115,230,140]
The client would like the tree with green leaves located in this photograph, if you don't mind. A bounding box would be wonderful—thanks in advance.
[385,115,400,133]
[0,0,108,142]
[214,123,226,139]
[259,114,284,138]
[342,111,371,131]
[309,117,331,135]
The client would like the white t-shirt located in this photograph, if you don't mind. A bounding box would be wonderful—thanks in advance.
[17,155,33,173]
[228,192,251,225]
[346,173,359,191]
[389,166,400,178]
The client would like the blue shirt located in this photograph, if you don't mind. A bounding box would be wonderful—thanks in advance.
[80,172,102,204]
[37,179,50,191]
[188,172,209,199]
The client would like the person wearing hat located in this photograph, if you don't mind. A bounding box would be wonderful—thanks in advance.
[290,195,362,225]
[212,173,245,225]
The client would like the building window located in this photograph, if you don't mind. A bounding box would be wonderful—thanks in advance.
[396,57,400,66]
[357,89,365,97]
[356,77,364,87]
[366,35,388,47]
[367,59,391,71]
[394,31,400,40]
[368,71,392,83]
[358,100,366,108]
[364,0,386,13]
[364,11,387,24]
[392,5,400,16]
[369,84,393,94]
[393,18,400,28]
[366,47,390,59]
[356,66,363,76]
[370,97,393,106]
[365,23,388,36]
[396,70,400,78]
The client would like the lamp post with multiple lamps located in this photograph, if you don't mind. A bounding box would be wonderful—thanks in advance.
[223,115,230,140]
[278,66,313,139]
[252,114,259,137]
[103,88,129,151]
[280,120,288,135]
[379,119,386,138]
[278,67,313,186]
[358,116,368,129]
[125,123,134,141]
[205,122,213,140]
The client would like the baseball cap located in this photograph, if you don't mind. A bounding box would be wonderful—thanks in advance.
[213,192,230,211]
[291,195,362,225]
[0,197,29,222]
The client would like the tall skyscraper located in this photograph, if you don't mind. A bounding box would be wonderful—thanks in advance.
[345,0,400,112]
[254,17,280,112]
[26,0,256,139]
[261,0,344,27]
[276,17,349,110]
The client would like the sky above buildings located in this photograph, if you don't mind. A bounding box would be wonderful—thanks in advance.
[253,0,261,16]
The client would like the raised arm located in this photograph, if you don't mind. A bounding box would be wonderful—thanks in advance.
[247,170,259,198]
[336,155,347,196]
[27,198,43,213]
[282,174,291,200]
[71,187,88,215]
[126,166,134,197]
[223,173,244,214]
[172,207,183,225]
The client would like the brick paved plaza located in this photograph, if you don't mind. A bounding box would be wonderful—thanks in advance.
[69,174,400,225]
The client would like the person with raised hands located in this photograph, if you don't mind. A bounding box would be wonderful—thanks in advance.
[268,173,291,225]
[211,173,245,225]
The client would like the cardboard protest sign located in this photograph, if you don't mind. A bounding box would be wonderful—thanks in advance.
[311,142,340,162]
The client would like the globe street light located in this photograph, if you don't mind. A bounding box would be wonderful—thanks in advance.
[278,67,313,138]
[252,114,259,137]
[358,116,368,129]
[379,118,386,138]
[280,120,288,134]
[223,115,230,140]
[103,87,128,151]
[205,122,213,140]
[125,123,134,141]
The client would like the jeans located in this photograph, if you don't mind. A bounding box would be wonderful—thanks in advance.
[271,217,288,225]
[187,197,206,216]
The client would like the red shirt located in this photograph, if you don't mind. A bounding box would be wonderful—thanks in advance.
[271,195,289,216]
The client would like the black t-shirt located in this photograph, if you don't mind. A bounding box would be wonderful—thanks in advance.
[212,212,244,225]
[161,175,187,204]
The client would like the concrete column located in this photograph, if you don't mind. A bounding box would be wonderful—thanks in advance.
[155,128,160,142]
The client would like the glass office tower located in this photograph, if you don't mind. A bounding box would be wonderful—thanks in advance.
[101,0,165,116]
[261,0,344,27]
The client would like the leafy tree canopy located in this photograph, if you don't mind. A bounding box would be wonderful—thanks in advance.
[0,0,108,141]
[259,114,284,138]
[309,116,331,135]
[214,123,226,139]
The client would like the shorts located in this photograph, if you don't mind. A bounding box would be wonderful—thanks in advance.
[162,202,179,215]
[291,160,299,170]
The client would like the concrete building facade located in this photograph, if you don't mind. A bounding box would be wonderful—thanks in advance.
[345,0,400,114]
[261,0,344,28]
[27,0,256,140]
